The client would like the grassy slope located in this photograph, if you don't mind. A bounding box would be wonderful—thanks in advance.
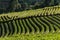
[0,33,60,40]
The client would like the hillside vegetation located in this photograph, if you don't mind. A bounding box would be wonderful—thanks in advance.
[0,0,60,13]
[0,5,60,37]
[1,5,60,18]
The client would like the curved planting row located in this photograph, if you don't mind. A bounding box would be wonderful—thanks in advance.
[0,6,60,37]
[0,5,60,19]
[0,14,60,37]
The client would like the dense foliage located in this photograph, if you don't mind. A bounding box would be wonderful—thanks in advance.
[9,0,60,11]
[0,0,60,13]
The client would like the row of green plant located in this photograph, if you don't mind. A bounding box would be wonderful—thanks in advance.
[0,6,60,37]
[0,14,60,37]
[0,5,60,18]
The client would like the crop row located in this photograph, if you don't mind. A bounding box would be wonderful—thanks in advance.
[0,5,60,19]
[0,14,60,37]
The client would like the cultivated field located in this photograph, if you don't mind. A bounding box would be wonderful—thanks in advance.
[0,5,60,40]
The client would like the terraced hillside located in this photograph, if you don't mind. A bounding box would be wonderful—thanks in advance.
[0,5,60,37]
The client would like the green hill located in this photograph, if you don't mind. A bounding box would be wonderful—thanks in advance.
[0,5,60,40]
[0,5,60,36]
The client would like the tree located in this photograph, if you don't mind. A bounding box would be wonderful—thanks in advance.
[49,0,54,6]
[10,0,21,11]
[54,0,59,5]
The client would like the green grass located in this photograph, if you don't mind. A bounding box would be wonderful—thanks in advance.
[0,33,60,40]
